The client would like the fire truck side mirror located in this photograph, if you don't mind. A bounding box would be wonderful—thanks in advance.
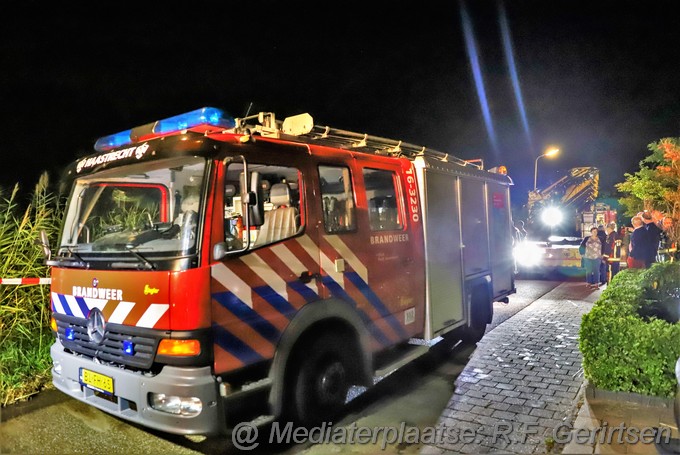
[213,242,228,261]
[35,229,51,261]
[247,171,265,227]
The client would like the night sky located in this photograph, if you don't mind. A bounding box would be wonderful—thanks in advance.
[3,1,679,209]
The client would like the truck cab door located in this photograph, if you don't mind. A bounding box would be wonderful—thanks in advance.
[315,158,423,350]
[210,157,320,374]
[359,161,424,341]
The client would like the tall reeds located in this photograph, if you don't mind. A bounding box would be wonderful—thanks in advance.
[0,172,62,405]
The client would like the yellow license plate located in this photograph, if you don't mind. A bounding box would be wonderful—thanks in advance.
[80,368,114,395]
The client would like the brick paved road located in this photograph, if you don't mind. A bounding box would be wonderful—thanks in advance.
[422,282,600,454]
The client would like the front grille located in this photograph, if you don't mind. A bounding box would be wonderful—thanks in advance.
[55,317,161,370]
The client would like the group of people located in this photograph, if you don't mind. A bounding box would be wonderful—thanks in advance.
[580,223,622,289]
[625,211,664,269]
[580,211,668,289]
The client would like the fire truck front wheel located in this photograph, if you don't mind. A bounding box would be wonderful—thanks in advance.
[289,332,357,427]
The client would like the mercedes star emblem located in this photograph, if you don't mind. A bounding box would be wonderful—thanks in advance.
[87,308,106,344]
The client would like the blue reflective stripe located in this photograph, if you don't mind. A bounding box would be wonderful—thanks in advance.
[212,323,263,365]
[287,280,320,303]
[75,296,90,318]
[345,272,409,339]
[252,285,297,319]
[321,276,391,347]
[57,294,73,316]
[213,291,281,344]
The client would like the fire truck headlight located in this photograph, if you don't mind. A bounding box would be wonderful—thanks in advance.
[150,393,203,416]
[541,207,563,227]
[53,360,62,375]
[514,242,544,267]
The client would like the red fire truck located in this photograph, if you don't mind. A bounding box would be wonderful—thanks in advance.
[43,107,516,435]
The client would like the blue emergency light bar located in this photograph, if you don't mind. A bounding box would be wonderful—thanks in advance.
[95,129,133,151]
[94,107,235,152]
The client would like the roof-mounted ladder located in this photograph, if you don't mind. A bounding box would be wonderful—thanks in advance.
[233,112,479,169]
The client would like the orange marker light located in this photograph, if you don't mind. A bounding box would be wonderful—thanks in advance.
[50,316,58,332]
[498,165,507,175]
[157,339,201,356]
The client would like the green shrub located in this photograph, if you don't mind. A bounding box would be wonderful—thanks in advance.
[0,173,62,405]
[580,263,680,398]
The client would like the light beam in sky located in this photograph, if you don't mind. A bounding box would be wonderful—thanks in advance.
[498,0,533,152]
[460,0,499,155]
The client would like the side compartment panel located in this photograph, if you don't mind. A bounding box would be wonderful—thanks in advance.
[421,171,464,334]
[460,177,490,277]
[487,182,515,299]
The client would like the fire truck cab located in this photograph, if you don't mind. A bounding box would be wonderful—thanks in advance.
[45,107,515,435]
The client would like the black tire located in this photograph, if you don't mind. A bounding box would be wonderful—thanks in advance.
[459,285,491,343]
[459,321,487,343]
[289,332,354,427]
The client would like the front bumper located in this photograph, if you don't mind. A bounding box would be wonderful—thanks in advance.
[51,339,223,435]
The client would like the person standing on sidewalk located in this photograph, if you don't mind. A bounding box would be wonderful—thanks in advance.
[596,224,608,285]
[603,223,621,282]
[639,210,663,267]
[628,215,646,269]
[582,226,603,288]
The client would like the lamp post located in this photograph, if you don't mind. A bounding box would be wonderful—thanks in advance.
[533,147,560,191]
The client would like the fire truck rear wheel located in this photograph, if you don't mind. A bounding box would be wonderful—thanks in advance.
[460,322,487,343]
[290,332,355,427]
[459,285,491,343]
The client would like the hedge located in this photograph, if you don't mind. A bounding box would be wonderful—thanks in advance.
[580,262,680,398]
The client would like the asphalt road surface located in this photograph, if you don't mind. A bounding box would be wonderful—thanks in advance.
[0,279,560,455]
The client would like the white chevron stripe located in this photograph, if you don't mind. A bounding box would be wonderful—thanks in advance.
[297,234,344,289]
[211,262,253,308]
[51,292,66,315]
[83,298,108,311]
[324,235,368,283]
[296,234,321,266]
[136,304,169,328]
[108,301,135,324]
[320,251,345,290]
[241,253,288,302]
[64,295,85,319]
[271,244,320,294]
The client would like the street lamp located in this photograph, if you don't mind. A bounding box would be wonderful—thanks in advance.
[533,147,560,191]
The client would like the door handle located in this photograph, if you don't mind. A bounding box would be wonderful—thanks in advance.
[299,271,321,284]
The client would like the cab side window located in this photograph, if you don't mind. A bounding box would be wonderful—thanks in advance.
[319,165,356,233]
[223,162,303,250]
[363,168,403,231]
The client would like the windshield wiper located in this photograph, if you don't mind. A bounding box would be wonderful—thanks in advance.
[53,246,90,268]
[125,245,155,270]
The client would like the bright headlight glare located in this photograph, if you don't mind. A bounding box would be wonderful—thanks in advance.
[513,243,544,267]
[150,393,202,416]
[541,207,563,227]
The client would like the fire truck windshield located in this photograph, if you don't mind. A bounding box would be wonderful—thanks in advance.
[58,157,206,263]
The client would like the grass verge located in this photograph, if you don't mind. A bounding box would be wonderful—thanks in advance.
[0,173,61,406]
